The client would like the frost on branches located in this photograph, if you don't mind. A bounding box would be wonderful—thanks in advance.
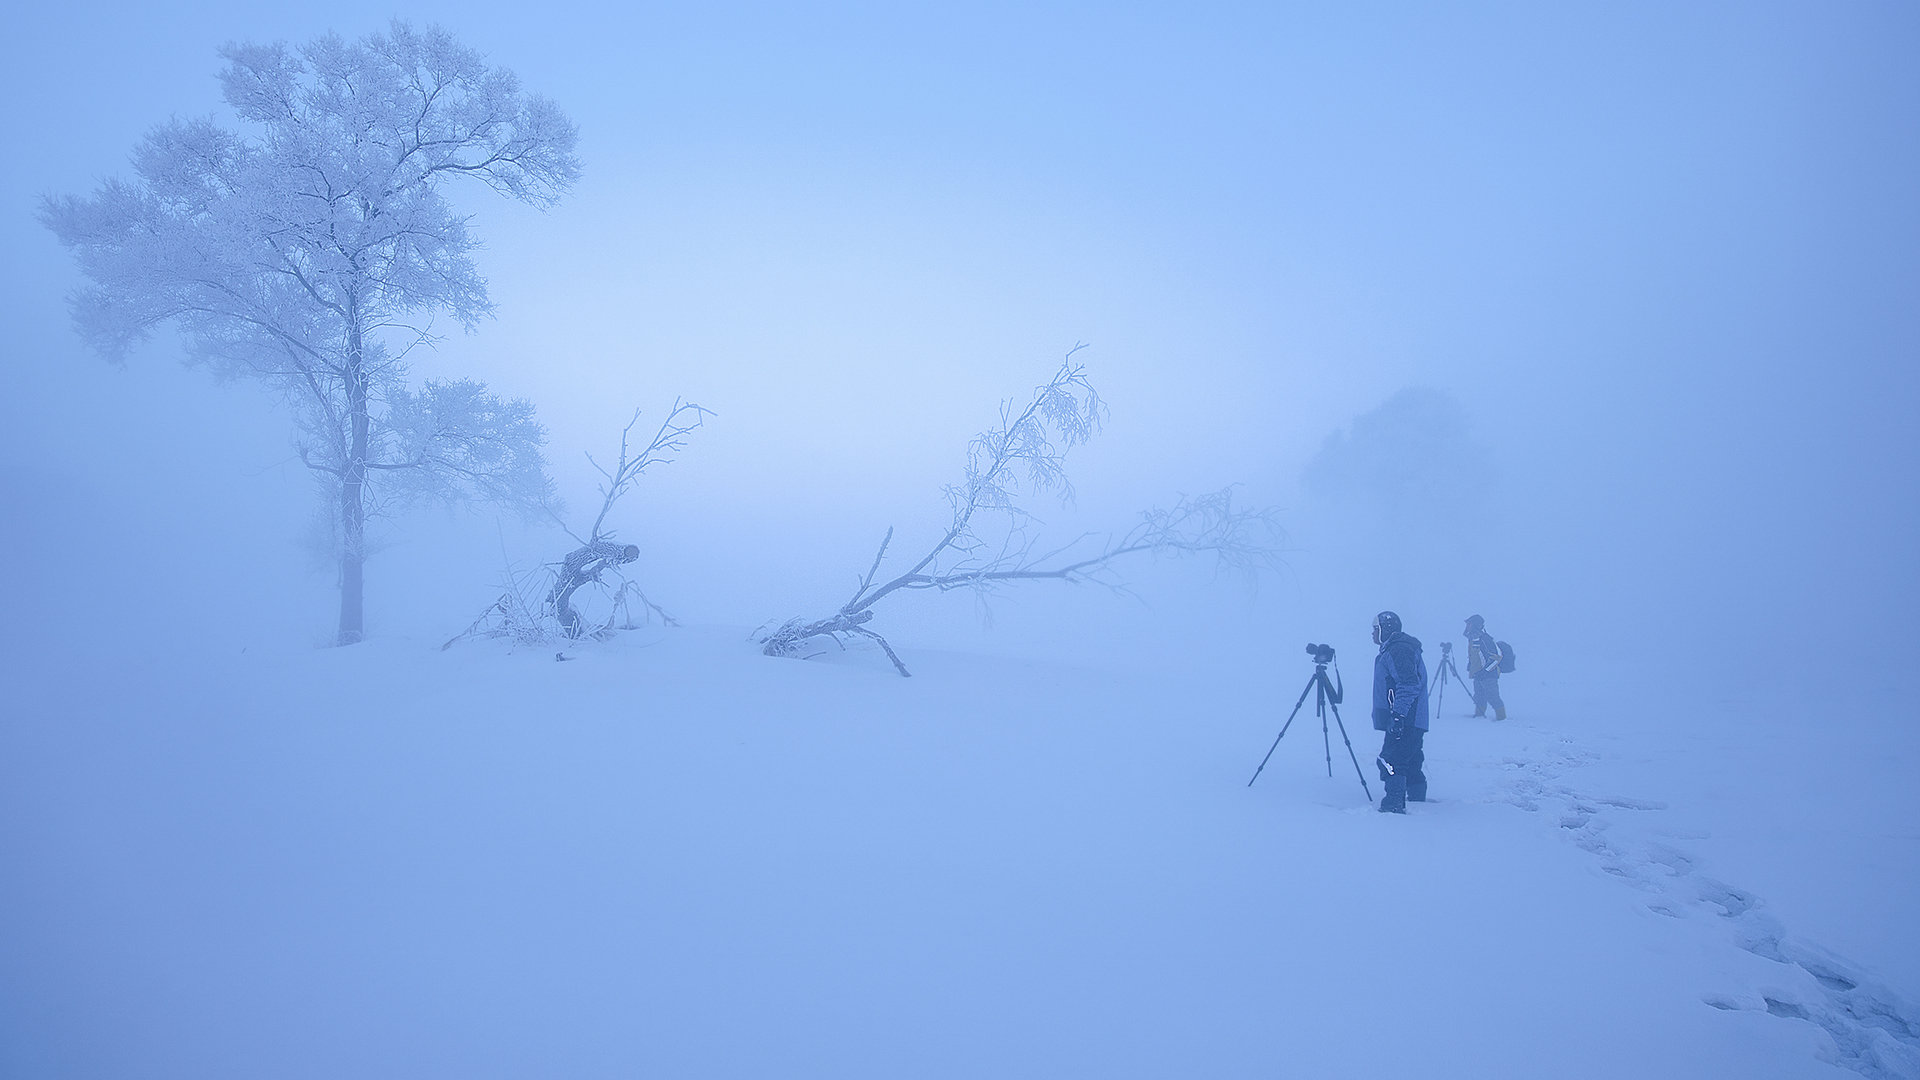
[40,22,580,644]
[760,348,1280,676]
[443,400,710,651]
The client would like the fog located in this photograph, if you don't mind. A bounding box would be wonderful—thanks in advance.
[8,6,1920,1077]
[6,3,1916,701]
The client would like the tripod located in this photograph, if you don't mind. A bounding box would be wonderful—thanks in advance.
[1433,641,1474,717]
[1247,661,1372,800]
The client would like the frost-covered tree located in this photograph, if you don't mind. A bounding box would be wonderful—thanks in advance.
[40,22,580,644]
[760,349,1280,676]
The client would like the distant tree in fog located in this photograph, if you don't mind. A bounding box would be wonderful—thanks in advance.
[1303,387,1497,514]
[40,22,579,644]
[759,349,1280,676]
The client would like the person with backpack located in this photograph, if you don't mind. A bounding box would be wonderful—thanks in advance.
[1371,611,1429,814]
[1464,614,1507,721]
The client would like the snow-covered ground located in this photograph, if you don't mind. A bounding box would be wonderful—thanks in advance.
[4,621,1914,1079]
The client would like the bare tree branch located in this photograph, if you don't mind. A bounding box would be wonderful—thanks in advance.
[584,399,712,542]
[760,352,1279,676]
[447,398,708,648]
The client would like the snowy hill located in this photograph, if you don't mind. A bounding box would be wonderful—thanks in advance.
[4,625,1914,1079]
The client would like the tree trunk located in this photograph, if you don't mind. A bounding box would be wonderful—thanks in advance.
[547,541,639,638]
[337,522,363,644]
[337,474,365,644]
[336,305,370,645]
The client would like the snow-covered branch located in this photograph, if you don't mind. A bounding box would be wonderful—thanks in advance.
[759,352,1278,676]
[445,399,709,649]
[582,398,712,543]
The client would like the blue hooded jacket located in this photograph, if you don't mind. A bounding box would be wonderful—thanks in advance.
[1372,630,1430,732]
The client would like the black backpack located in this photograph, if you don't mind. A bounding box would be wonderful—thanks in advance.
[1497,640,1516,673]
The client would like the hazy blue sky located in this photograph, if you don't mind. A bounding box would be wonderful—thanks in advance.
[4,1,1915,688]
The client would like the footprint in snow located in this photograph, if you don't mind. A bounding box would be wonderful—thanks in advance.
[1513,734,1920,1078]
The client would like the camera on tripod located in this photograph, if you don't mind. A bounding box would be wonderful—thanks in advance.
[1250,639,1369,798]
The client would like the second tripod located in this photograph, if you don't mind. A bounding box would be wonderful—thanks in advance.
[1247,645,1373,801]
[1434,641,1474,716]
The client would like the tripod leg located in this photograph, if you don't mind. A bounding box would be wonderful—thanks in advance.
[1247,674,1319,787]
[1318,675,1334,777]
[1324,697,1374,802]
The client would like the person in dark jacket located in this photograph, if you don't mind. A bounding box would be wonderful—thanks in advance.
[1464,614,1506,721]
[1371,610,1429,814]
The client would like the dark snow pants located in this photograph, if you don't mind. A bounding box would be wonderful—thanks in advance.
[1472,673,1504,715]
[1377,726,1427,809]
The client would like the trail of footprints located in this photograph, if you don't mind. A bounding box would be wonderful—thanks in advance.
[1493,740,1920,1079]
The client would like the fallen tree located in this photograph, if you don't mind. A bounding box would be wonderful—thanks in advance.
[759,349,1278,676]
[444,399,708,649]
